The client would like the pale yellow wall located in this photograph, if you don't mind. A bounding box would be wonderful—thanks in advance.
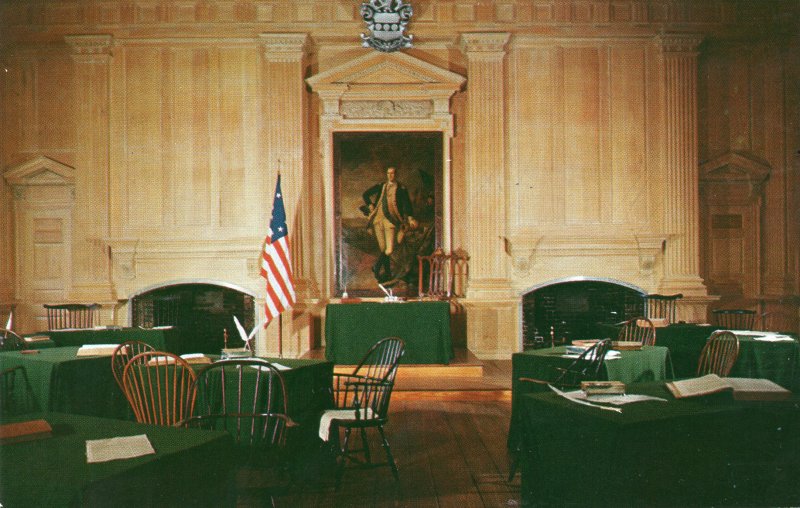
[1,0,798,353]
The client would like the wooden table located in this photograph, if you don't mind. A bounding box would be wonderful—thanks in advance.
[325,301,453,364]
[0,347,333,427]
[0,412,234,507]
[518,383,800,506]
[24,326,192,355]
[595,323,800,388]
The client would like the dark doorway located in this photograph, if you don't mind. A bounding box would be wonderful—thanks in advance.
[131,283,255,354]
[522,280,644,347]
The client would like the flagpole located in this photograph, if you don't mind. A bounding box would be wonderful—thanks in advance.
[278,313,283,358]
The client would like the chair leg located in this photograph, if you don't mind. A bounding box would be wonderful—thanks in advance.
[360,427,372,464]
[377,425,399,481]
[335,427,352,491]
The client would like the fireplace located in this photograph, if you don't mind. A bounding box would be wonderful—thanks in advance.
[522,279,645,347]
[130,281,256,354]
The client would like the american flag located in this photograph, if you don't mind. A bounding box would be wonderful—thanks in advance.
[260,174,296,324]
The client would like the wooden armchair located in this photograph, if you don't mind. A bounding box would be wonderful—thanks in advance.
[44,303,100,330]
[712,309,756,330]
[697,331,740,377]
[618,317,657,346]
[643,293,682,325]
[181,359,297,505]
[111,341,156,391]
[121,351,196,426]
[417,248,469,299]
[321,337,405,490]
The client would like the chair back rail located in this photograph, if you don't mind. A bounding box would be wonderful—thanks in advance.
[111,341,156,391]
[712,309,756,330]
[618,317,657,346]
[121,351,196,426]
[555,339,612,387]
[183,359,293,448]
[43,303,101,330]
[697,330,740,377]
[643,293,683,324]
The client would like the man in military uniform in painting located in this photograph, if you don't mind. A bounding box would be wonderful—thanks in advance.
[362,166,418,282]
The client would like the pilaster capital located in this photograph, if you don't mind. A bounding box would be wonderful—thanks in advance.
[65,35,113,64]
[658,33,703,56]
[259,33,309,63]
[459,32,510,60]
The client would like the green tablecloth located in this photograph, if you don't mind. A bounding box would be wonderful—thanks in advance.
[519,383,800,506]
[25,326,191,354]
[324,301,453,364]
[509,345,671,449]
[0,347,333,426]
[0,347,129,418]
[596,323,800,388]
[0,412,234,507]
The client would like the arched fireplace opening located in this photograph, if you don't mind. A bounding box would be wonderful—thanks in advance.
[130,282,256,354]
[522,279,645,347]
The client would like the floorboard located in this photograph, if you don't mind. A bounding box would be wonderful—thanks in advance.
[258,353,517,507]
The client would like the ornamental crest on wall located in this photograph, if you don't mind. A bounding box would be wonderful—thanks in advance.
[360,0,413,52]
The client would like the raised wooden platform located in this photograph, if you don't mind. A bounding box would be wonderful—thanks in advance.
[302,348,512,400]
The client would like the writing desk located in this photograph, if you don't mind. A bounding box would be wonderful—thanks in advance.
[325,301,453,364]
[595,323,800,387]
[518,383,800,506]
[0,412,234,507]
[0,347,333,426]
[508,345,671,449]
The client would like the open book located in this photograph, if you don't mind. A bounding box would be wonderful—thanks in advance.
[666,374,792,401]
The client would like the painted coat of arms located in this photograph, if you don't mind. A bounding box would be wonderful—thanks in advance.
[361,0,413,52]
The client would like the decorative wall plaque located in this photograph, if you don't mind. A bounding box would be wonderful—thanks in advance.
[360,0,413,52]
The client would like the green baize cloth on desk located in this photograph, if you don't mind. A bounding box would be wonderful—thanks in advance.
[0,412,234,507]
[325,301,453,364]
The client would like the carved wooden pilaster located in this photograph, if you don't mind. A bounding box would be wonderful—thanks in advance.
[659,34,707,297]
[258,33,310,356]
[460,32,513,299]
[65,35,115,302]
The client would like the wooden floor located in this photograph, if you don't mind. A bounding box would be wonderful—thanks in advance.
[252,352,519,507]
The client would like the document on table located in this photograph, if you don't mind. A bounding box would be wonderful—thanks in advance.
[570,391,668,405]
[86,434,155,463]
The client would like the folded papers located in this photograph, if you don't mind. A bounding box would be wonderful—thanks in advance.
[0,419,53,444]
[86,434,155,463]
[666,374,792,401]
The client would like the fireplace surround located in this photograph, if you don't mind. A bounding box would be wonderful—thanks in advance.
[129,281,256,354]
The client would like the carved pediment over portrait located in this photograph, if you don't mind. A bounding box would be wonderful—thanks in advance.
[306,51,465,117]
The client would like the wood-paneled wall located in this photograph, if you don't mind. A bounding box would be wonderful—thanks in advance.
[1,0,797,349]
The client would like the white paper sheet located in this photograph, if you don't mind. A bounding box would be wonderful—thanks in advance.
[318,408,375,441]
[86,434,155,463]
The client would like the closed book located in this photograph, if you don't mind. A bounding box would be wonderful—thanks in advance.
[23,335,50,343]
[76,344,118,356]
[0,419,53,444]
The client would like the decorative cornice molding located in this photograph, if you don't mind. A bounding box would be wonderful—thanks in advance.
[460,32,511,56]
[259,33,309,63]
[658,33,703,55]
[65,34,113,63]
